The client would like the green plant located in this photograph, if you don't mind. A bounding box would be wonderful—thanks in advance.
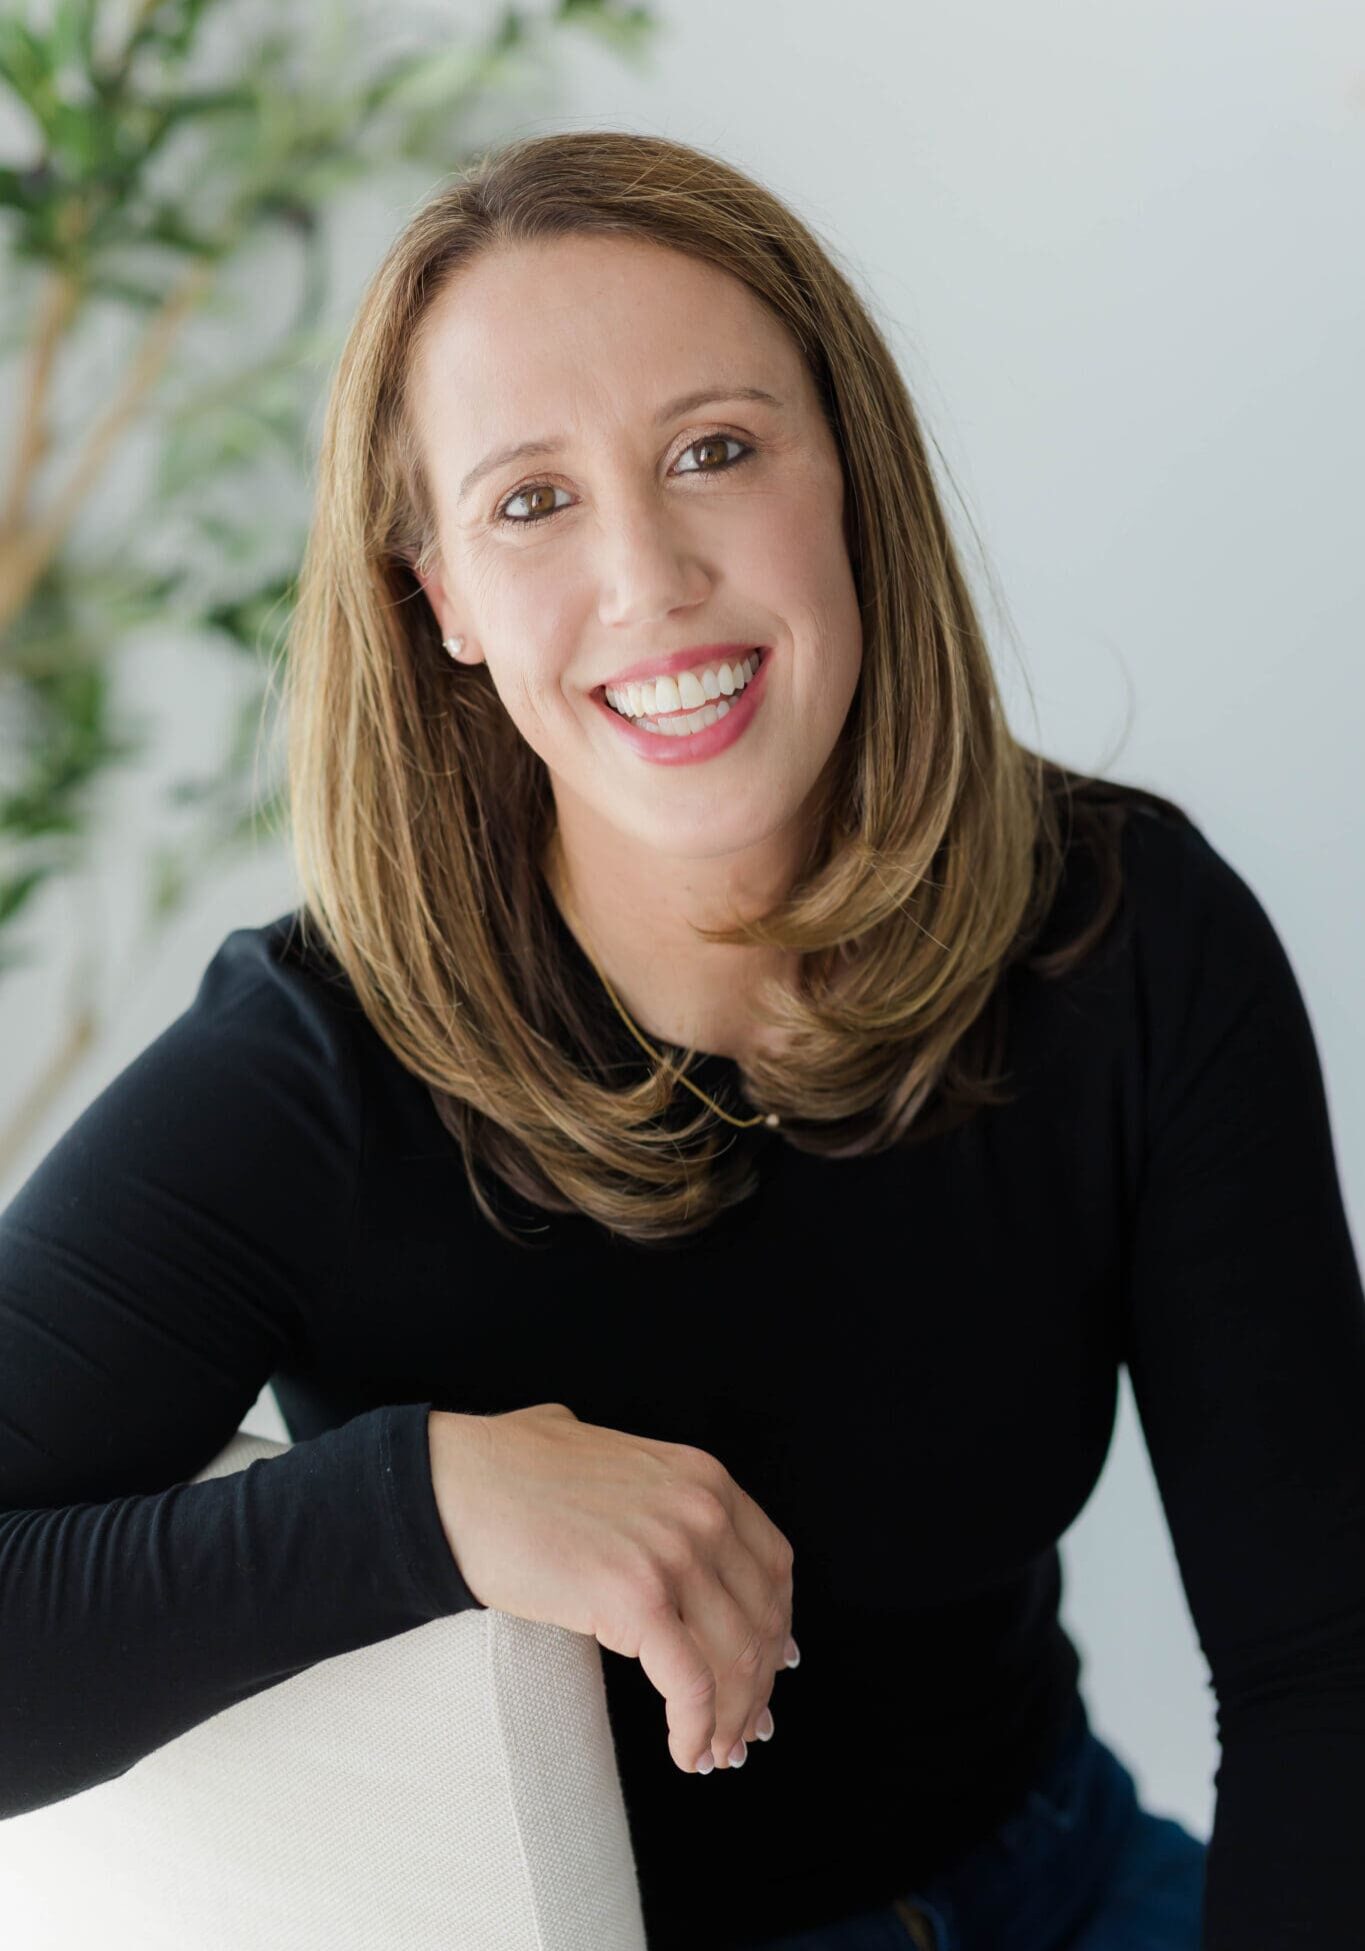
[0,0,658,1182]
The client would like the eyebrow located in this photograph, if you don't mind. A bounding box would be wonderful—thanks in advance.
[456,385,786,503]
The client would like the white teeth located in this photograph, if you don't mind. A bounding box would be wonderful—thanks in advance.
[630,697,733,737]
[606,652,759,720]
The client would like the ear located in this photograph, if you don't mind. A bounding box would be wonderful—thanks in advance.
[409,558,450,631]
[407,558,487,669]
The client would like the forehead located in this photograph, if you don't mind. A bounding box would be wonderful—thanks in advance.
[410,233,808,444]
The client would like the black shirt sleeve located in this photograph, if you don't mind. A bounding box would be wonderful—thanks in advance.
[0,925,481,1821]
[1122,814,1365,1948]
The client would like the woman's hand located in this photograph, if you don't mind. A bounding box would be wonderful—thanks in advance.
[427,1401,798,1775]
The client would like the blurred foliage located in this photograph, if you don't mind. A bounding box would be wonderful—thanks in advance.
[0,0,658,1166]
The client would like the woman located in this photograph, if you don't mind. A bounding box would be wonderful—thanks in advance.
[2,132,1362,1951]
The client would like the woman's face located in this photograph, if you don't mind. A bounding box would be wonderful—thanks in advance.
[409,232,863,870]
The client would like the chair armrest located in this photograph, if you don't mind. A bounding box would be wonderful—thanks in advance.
[0,1424,648,1950]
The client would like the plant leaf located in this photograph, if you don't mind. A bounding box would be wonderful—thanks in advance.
[50,0,98,87]
[0,864,51,926]
[0,18,56,127]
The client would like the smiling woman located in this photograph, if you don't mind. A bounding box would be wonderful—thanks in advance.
[281,128,1132,1247]
[6,124,1363,1951]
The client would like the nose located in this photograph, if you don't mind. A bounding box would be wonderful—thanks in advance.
[595,498,712,633]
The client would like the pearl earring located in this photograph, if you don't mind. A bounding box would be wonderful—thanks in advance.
[443,635,465,659]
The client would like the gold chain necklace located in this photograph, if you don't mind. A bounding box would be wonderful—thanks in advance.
[547,841,780,1131]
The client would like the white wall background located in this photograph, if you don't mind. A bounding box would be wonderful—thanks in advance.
[3,0,1362,1856]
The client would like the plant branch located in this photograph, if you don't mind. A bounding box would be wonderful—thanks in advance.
[0,257,82,540]
[0,251,219,644]
[0,0,179,545]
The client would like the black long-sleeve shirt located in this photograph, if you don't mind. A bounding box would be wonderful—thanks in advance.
[2,791,1363,1949]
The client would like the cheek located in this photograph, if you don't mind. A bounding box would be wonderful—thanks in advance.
[474,648,566,760]
[469,561,577,713]
[513,657,578,740]
[782,521,862,671]
[750,479,847,597]
[465,540,565,632]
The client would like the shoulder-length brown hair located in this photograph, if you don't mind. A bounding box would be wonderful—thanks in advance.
[279,128,1182,1250]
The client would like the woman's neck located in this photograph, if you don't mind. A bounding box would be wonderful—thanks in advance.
[541,825,800,1066]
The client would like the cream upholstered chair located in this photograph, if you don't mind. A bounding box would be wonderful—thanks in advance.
[0,1428,649,1951]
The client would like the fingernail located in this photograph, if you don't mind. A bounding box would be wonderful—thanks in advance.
[728,1739,747,1768]
[696,1751,714,1775]
[755,1708,774,1740]
[783,1636,800,1668]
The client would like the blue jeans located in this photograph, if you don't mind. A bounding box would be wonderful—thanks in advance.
[733,1692,1207,1950]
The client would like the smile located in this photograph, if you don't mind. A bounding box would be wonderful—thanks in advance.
[592,646,773,767]
[603,651,762,722]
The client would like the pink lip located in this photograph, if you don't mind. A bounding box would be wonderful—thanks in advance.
[592,645,772,766]
[594,642,765,690]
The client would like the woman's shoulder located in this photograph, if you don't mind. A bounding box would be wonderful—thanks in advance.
[1059,778,1307,1101]
[1046,771,1263,945]
[1103,779,1284,972]
[192,908,367,1052]
[188,910,444,1151]
[1021,773,1292,1035]
[75,908,377,1159]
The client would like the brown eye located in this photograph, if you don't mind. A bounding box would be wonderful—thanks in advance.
[688,437,733,470]
[498,483,569,524]
[675,435,749,476]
